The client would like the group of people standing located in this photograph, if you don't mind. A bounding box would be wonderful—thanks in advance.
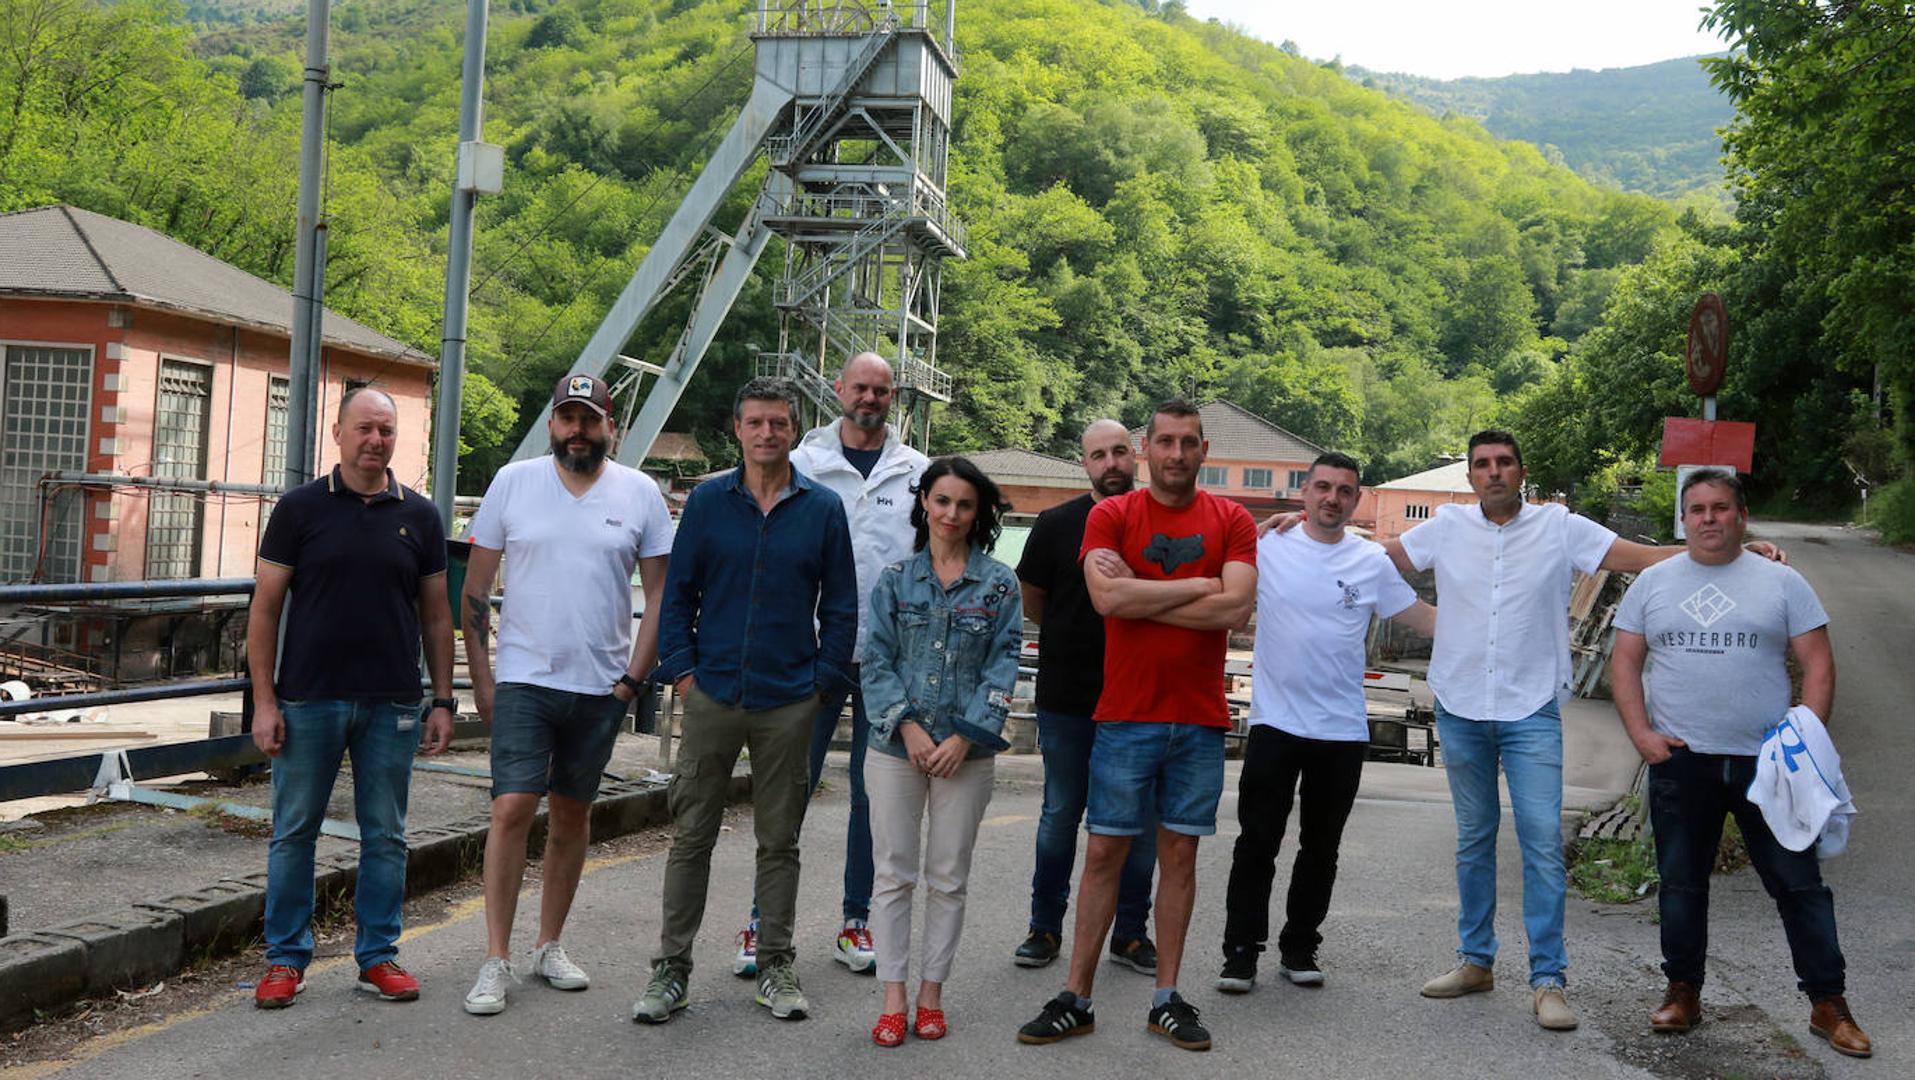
[242,357,1871,1060]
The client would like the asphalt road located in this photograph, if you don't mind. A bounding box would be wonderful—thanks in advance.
[18,522,1909,1080]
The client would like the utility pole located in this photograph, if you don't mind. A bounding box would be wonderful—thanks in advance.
[431,0,502,529]
[284,0,331,488]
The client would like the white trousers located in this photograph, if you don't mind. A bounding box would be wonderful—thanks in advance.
[864,750,996,985]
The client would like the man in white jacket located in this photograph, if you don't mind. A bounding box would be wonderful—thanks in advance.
[1611,468,1869,1058]
[730,351,928,977]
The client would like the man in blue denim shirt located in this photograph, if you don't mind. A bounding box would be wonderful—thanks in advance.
[635,377,857,1025]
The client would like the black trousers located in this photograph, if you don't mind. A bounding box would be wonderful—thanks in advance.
[1649,747,1845,999]
[1222,725,1367,958]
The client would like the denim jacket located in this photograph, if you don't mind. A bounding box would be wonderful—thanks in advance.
[862,546,1023,761]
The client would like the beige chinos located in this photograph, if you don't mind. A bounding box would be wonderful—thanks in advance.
[865,750,997,984]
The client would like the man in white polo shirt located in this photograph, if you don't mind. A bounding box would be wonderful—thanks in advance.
[458,373,675,1015]
[1217,451,1434,996]
[1392,430,1778,1032]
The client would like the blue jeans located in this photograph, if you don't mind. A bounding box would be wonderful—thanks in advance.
[1029,709,1155,941]
[1648,747,1845,998]
[1435,699,1568,987]
[264,698,420,971]
[806,675,872,921]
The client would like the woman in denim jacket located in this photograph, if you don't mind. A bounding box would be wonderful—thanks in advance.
[861,455,1023,1047]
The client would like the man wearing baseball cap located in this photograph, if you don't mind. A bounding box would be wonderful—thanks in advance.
[460,372,675,1015]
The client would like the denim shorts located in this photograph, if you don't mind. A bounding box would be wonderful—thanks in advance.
[491,683,628,802]
[1085,720,1227,837]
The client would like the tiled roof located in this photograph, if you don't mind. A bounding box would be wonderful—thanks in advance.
[961,448,1089,488]
[1376,459,1474,493]
[0,205,431,366]
[1130,399,1325,462]
[643,432,708,462]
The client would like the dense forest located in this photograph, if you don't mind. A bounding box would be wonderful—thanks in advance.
[0,0,1906,540]
[1347,55,1735,203]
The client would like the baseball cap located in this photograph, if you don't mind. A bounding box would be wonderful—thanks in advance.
[551,372,613,418]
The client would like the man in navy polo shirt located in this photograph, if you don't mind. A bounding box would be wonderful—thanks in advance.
[245,385,456,1010]
[632,377,857,1025]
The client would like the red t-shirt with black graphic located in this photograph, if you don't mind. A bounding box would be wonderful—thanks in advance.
[1079,488,1257,727]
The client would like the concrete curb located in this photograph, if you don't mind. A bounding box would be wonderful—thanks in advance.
[0,769,749,1033]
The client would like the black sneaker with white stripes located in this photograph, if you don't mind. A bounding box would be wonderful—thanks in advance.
[1147,992,1212,1051]
[1016,991,1096,1045]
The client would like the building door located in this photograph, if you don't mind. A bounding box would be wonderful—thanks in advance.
[146,359,212,579]
[0,345,93,583]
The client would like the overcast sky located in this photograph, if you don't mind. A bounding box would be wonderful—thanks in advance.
[1179,0,1731,80]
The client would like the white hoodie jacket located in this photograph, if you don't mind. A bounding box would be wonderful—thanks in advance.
[790,421,928,663]
[1748,704,1858,858]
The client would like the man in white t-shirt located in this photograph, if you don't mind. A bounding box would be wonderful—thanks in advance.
[457,373,675,1015]
[1217,452,1434,996]
[1391,431,1781,1032]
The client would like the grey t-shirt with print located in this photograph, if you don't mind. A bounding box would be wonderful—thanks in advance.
[1614,551,1829,755]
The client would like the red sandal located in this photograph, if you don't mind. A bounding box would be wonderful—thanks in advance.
[913,1007,947,1040]
[872,1012,907,1047]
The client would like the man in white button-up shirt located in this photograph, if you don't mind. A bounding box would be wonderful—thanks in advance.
[1382,431,1779,1032]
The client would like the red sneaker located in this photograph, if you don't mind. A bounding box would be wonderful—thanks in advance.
[355,961,421,1002]
[254,964,305,1009]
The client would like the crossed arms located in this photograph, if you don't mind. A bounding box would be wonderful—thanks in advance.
[1083,548,1257,630]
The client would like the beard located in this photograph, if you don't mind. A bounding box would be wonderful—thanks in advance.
[551,433,609,474]
[843,406,886,431]
[1092,469,1135,497]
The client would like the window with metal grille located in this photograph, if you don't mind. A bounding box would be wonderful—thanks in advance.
[258,375,290,538]
[146,359,212,579]
[0,345,93,582]
[263,376,290,486]
[1198,465,1228,487]
[1242,468,1273,489]
[1405,503,1432,521]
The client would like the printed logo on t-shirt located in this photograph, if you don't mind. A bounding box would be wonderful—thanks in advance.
[1680,583,1737,628]
[604,517,623,527]
[876,496,896,507]
[1337,579,1360,609]
[1143,532,1206,574]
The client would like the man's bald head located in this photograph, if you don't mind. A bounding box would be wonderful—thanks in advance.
[835,351,896,432]
[1080,418,1136,499]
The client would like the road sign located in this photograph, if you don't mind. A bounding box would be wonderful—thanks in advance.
[1659,417,1755,472]
[1686,293,1729,396]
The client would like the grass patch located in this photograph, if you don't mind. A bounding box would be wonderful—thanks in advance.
[184,801,274,839]
[1864,475,1915,545]
[1570,834,1659,903]
[1570,796,1752,903]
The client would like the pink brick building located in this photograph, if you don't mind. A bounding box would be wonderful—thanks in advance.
[0,205,435,584]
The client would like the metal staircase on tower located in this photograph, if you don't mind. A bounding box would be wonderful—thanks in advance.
[508,0,966,465]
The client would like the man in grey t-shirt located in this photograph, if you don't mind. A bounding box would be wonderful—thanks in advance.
[1611,468,1868,1058]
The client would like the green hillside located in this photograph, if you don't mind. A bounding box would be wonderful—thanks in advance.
[4,0,1685,489]
[1347,56,1735,203]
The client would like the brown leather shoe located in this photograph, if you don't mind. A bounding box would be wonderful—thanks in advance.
[1649,981,1701,1033]
[1809,996,1872,1058]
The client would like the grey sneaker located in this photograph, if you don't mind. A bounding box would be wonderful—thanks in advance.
[530,941,589,991]
[463,957,514,1016]
[755,962,809,1021]
[632,961,689,1024]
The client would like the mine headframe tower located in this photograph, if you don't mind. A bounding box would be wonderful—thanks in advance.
[508,1,964,466]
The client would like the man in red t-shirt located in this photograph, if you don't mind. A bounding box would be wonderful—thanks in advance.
[1016,400,1257,1053]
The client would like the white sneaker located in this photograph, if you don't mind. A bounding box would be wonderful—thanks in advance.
[463,957,514,1015]
[732,925,759,977]
[531,941,590,991]
[833,920,876,974]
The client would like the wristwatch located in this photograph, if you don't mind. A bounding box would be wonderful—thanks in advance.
[430,697,458,713]
[616,673,647,694]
